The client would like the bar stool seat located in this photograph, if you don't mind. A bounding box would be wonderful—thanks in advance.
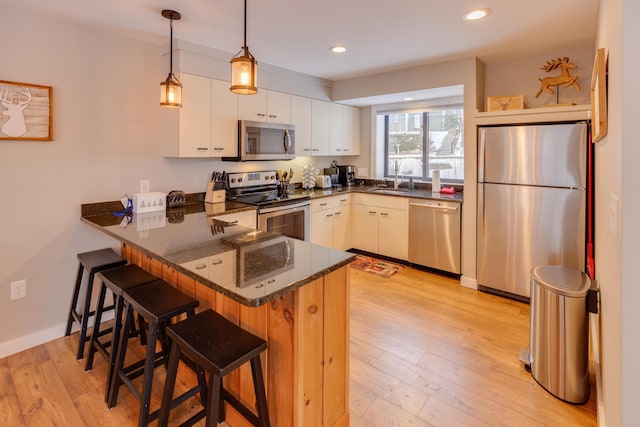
[84,264,159,395]
[108,279,201,427]
[157,309,270,427]
[65,248,127,360]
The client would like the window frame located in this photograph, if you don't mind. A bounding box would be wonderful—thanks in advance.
[379,104,464,183]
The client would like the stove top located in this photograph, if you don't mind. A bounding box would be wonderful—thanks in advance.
[224,170,310,208]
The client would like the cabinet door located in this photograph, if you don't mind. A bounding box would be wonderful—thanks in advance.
[266,90,291,123]
[329,103,343,155]
[353,204,378,253]
[311,99,331,156]
[178,73,212,157]
[333,205,352,251]
[209,250,237,286]
[342,105,360,156]
[211,79,238,157]
[378,207,408,260]
[311,208,334,248]
[238,89,267,121]
[291,95,312,156]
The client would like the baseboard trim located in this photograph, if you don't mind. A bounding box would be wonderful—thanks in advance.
[460,275,477,289]
[0,311,115,359]
[0,323,66,359]
[590,313,605,427]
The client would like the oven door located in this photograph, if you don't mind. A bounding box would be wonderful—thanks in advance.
[258,201,310,241]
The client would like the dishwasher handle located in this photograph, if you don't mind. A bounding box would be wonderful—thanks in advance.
[409,201,459,212]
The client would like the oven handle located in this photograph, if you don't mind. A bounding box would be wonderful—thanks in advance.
[259,200,310,214]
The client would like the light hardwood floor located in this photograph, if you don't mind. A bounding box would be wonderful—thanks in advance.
[1,266,596,426]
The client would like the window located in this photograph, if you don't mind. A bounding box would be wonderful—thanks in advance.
[379,106,464,182]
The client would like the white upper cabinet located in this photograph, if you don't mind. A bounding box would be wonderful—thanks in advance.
[238,89,291,123]
[342,105,360,155]
[311,99,331,156]
[291,95,312,156]
[165,73,239,158]
[176,73,212,157]
[211,79,239,157]
[329,103,360,156]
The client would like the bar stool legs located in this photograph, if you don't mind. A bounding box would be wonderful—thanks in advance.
[107,279,200,426]
[64,248,126,360]
[157,309,270,427]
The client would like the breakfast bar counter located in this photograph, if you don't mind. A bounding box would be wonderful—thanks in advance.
[81,205,354,427]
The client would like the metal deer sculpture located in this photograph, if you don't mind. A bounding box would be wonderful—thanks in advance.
[535,57,581,98]
[0,85,32,137]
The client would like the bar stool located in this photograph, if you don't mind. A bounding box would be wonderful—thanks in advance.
[107,279,201,426]
[65,248,127,360]
[84,264,159,395]
[157,309,270,427]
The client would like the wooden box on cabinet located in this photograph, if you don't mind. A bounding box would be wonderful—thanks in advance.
[487,94,525,112]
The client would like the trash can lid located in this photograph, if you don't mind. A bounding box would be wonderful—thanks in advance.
[530,265,591,298]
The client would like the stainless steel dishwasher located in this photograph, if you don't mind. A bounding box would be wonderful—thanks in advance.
[408,199,461,274]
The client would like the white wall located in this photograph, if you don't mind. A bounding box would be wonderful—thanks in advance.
[485,45,593,110]
[0,5,335,356]
[594,0,640,425]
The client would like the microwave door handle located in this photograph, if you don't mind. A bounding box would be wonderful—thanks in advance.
[284,129,292,154]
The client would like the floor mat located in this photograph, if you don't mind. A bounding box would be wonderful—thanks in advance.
[350,254,404,278]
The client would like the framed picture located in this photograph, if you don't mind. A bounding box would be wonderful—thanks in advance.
[0,80,53,141]
[590,48,608,143]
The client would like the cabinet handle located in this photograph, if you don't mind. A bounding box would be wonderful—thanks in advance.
[320,202,327,206]
[304,148,312,151]
[211,259,223,265]
[195,264,207,270]
[343,149,350,152]
[213,147,224,151]
[312,148,320,151]
[380,212,388,216]
[267,278,276,284]
[335,148,343,152]
[257,113,266,117]
[335,211,341,215]
[268,114,277,118]
[340,198,347,202]
[369,211,377,214]
[197,147,209,151]
[326,213,333,217]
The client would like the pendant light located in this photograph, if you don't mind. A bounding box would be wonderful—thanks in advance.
[160,9,182,107]
[230,0,258,95]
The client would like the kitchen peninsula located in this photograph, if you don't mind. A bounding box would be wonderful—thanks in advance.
[81,202,354,427]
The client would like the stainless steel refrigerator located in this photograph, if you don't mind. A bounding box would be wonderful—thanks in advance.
[477,122,587,300]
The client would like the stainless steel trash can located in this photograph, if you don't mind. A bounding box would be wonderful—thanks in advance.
[527,265,591,404]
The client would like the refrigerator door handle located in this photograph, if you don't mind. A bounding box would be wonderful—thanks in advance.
[477,184,485,235]
[478,129,486,182]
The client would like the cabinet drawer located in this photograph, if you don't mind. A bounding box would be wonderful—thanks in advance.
[212,210,257,228]
[311,194,352,212]
[353,193,408,210]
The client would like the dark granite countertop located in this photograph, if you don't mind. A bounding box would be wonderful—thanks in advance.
[290,185,464,203]
[81,206,354,307]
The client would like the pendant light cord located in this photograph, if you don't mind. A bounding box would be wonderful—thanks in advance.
[243,0,248,50]
[169,18,174,76]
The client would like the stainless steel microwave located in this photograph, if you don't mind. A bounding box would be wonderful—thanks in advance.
[225,120,296,161]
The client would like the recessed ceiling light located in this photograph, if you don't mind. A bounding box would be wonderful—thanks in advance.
[330,46,347,54]
[403,97,414,101]
[462,8,491,21]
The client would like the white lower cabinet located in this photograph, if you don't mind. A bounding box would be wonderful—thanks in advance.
[310,195,352,250]
[353,194,408,260]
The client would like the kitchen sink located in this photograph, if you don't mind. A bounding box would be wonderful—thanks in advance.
[367,187,411,194]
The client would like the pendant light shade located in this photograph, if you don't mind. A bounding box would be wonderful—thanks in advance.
[160,9,182,108]
[230,0,258,94]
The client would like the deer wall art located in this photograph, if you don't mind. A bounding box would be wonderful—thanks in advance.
[535,57,581,99]
[0,81,52,141]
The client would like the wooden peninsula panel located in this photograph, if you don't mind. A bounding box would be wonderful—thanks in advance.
[123,244,350,427]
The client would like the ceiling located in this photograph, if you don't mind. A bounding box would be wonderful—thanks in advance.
[9,0,598,83]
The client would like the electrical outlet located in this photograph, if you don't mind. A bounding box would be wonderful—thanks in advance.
[140,179,150,193]
[11,279,27,301]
